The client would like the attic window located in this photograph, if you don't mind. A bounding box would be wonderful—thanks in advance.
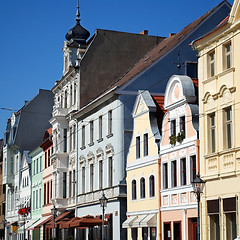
[144,56,150,62]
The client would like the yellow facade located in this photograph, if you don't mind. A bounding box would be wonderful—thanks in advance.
[192,1,240,239]
[125,91,161,240]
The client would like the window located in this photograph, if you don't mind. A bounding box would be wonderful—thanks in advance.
[171,160,177,188]
[180,116,185,133]
[224,107,232,149]
[44,183,46,205]
[99,160,103,189]
[33,191,35,210]
[33,161,35,175]
[143,133,148,156]
[208,113,216,153]
[39,188,41,208]
[163,163,168,189]
[90,164,94,191]
[108,110,112,135]
[140,177,146,199]
[142,227,148,240]
[40,156,42,171]
[73,170,75,197]
[82,167,85,193]
[36,158,39,174]
[64,90,68,108]
[90,121,94,144]
[180,158,186,185]
[136,136,140,159]
[63,172,67,198]
[73,125,76,150]
[63,128,67,152]
[132,180,136,200]
[69,126,73,151]
[209,51,215,77]
[99,116,103,140]
[170,119,176,136]
[82,125,85,148]
[36,190,38,209]
[47,182,49,204]
[149,175,155,197]
[108,157,113,187]
[48,149,51,167]
[224,42,231,70]
[69,171,72,198]
[190,155,197,182]
[131,228,138,240]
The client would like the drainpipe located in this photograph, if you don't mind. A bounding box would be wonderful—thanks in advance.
[158,157,162,240]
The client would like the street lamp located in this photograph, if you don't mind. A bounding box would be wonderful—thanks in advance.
[99,193,108,240]
[191,174,205,240]
[51,205,58,240]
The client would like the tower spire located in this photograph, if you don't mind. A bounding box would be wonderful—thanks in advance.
[76,0,80,24]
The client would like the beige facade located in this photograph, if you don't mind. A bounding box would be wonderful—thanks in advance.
[192,1,240,239]
[124,91,163,240]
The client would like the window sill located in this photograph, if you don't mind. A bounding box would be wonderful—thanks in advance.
[88,142,94,147]
[80,146,86,150]
[97,138,103,143]
[106,133,113,138]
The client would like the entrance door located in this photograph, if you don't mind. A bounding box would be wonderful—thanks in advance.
[173,222,181,240]
[164,222,171,240]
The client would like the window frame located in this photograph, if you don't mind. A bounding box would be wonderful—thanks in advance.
[223,107,232,149]
[209,51,215,77]
[208,113,216,153]
[223,42,232,70]
[149,175,155,198]
[132,179,137,200]
[136,136,141,159]
[171,160,177,188]
[140,177,146,199]
[143,133,149,157]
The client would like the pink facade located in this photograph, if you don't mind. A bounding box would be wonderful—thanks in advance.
[160,75,199,240]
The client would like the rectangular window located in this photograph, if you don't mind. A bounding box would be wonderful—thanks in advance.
[171,160,177,188]
[36,158,39,174]
[39,188,41,208]
[209,113,216,153]
[33,160,35,175]
[73,170,75,197]
[90,121,94,144]
[69,126,72,151]
[224,107,232,149]
[69,171,72,198]
[143,133,148,156]
[99,116,103,140]
[180,158,186,185]
[224,42,231,70]
[136,136,140,159]
[99,160,103,189]
[48,149,51,167]
[47,182,49,204]
[131,228,138,240]
[33,191,35,210]
[82,167,85,193]
[44,183,46,205]
[142,227,148,240]
[63,172,67,198]
[40,156,42,171]
[82,125,85,148]
[108,157,113,187]
[45,152,47,168]
[63,128,67,152]
[209,215,220,240]
[163,163,168,189]
[73,125,76,150]
[209,51,215,77]
[36,190,38,209]
[170,119,176,136]
[90,164,94,191]
[190,155,197,182]
[180,116,185,133]
[108,110,112,135]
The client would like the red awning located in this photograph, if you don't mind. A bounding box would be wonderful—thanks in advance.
[35,216,52,228]
[60,217,81,229]
[46,211,73,228]
[71,215,107,228]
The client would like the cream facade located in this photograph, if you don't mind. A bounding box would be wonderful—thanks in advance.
[160,75,199,240]
[124,91,163,240]
[192,1,240,239]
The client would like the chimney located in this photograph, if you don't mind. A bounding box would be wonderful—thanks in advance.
[169,33,176,37]
[140,30,148,36]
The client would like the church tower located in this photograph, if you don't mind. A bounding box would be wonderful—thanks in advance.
[62,0,90,74]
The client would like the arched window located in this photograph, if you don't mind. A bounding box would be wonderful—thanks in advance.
[140,177,146,199]
[149,175,155,197]
[132,180,137,200]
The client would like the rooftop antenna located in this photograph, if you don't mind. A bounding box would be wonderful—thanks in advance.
[76,0,81,24]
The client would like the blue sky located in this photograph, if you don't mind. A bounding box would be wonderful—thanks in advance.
[0,0,234,139]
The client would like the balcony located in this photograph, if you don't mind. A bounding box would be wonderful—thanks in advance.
[52,106,68,117]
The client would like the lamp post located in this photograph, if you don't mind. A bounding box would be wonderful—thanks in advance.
[191,174,205,240]
[51,205,57,240]
[99,193,108,240]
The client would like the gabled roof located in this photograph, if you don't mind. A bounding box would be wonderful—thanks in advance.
[105,1,230,92]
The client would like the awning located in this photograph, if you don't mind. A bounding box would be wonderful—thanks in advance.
[27,216,51,230]
[60,217,81,229]
[132,215,148,227]
[46,211,74,228]
[122,216,137,228]
[139,214,156,227]
[71,215,107,228]
[34,216,52,228]
[18,219,39,232]
[7,221,17,227]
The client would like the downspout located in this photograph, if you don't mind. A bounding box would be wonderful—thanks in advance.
[158,156,162,240]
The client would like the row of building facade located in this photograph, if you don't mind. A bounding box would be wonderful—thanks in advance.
[1,0,240,239]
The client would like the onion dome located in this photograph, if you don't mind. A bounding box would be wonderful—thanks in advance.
[65,1,90,44]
